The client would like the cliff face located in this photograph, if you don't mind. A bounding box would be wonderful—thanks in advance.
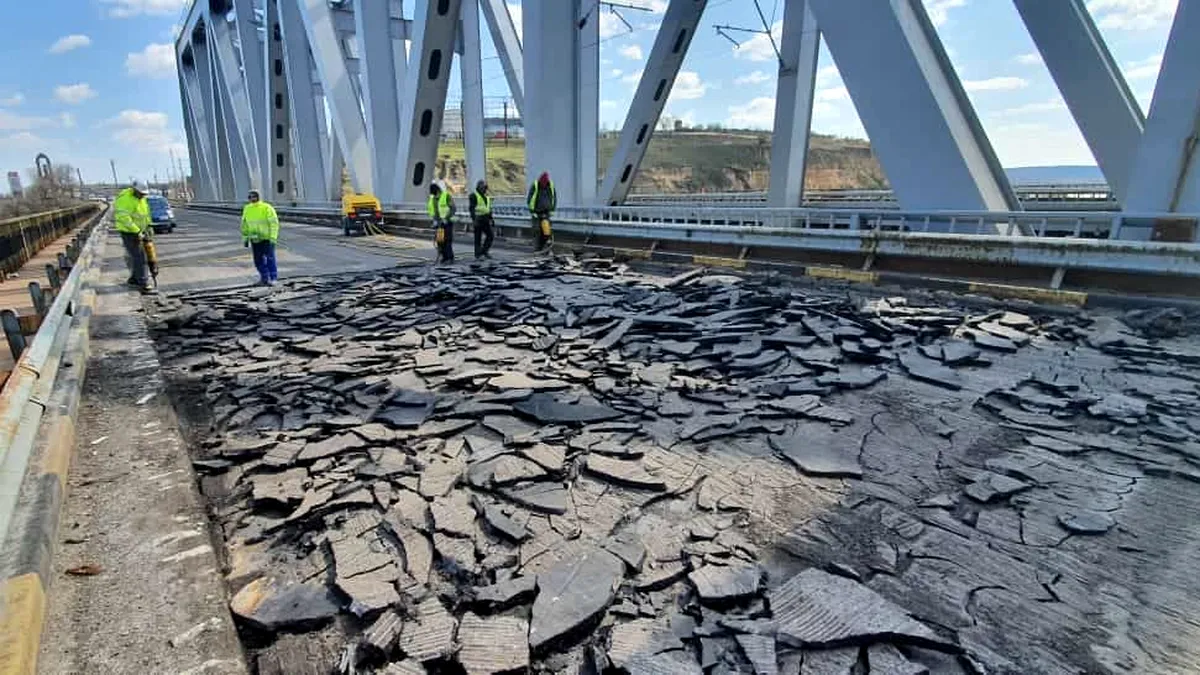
[434,131,887,196]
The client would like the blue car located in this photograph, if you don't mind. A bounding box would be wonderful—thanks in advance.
[147,195,176,233]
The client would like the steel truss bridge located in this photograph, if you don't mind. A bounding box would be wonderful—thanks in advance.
[175,0,1200,287]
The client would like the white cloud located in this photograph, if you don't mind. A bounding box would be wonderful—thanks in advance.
[50,34,92,54]
[103,109,187,157]
[1124,52,1163,80]
[924,0,968,27]
[817,86,850,102]
[0,109,56,131]
[102,0,188,18]
[964,76,1028,92]
[726,97,776,129]
[816,65,839,84]
[54,84,98,105]
[734,71,771,86]
[126,43,176,79]
[601,100,619,109]
[619,44,643,60]
[60,113,76,129]
[1087,0,1175,30]
[622,68,644,86]
[623,0,668,11]
[0,132,47,150]
[996,98,1068,116]
[1015,52,1042,66]
[610,68,623,78]
[989,122,1094,166]
[0,93,24,107]
[733,21,782,62]
[668,71,706,100]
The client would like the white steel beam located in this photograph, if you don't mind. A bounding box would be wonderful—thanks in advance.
[328,131,346,200]
[394,0,464,202]
[355,0,406,201]
[177,70,211,201]
[215,63,253,198]
[598,0,707,205]
[809,0,1019,214]
[461,0,487,187]
[1125,1,1200,214]
[278,0,328,202]
[179,50,217,199]
[769,0,820,208]
[524,0,595,206]
[298,0,373,193]
[211,14,263,190]
[192,31,228,199]
[1013,0,1143,205]
[235,0,270,190]
[479,0,524,114]
[264,0,292,200]
[577,0,599,204]
[200,31,237,200]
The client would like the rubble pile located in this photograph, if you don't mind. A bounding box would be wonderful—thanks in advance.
[148,259,1200,674]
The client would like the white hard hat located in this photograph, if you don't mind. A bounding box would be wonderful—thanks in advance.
[131,179,149,193]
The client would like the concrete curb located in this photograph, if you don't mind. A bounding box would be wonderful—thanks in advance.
[0,235,103,675]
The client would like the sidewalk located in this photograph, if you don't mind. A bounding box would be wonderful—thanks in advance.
[36,232,247,675]
[0,227,84,386]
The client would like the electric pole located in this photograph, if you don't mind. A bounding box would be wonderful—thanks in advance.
[110,159,119,188]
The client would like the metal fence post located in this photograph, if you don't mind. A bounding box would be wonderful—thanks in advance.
[45,264,61,291]
[1,309,25,360]
[29,281,47,318]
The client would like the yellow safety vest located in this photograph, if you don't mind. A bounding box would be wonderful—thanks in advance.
[241,201,280,243]
[427,191,452,220]
[473,191,491,216]
[113,188,150,235]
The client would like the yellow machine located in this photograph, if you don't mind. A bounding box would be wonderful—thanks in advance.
[540,217,552,238]
[341,192,384,236]
[143,238,159,286]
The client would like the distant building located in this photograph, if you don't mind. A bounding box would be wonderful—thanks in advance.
[6,171,22,197]
[442,109,464,140]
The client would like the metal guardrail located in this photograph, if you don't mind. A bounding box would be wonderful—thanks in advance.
[0,204,101,277]
[187,201,1200,285]
[0,208,105,473]
[619,182,1119,208]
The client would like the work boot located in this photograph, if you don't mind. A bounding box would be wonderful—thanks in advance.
[139,286,156,295]
[126,277,139,287]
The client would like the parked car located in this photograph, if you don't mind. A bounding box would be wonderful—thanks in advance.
[147,195,176,233]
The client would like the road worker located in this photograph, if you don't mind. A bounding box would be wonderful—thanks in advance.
[428,181,456,263]
[527,172,556,252]
[468,179,495,259]
[241,189,280,285]
[113,179,153,293]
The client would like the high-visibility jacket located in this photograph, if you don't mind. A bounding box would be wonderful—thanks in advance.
[241,201,280,243]
[113,188,150,235]
[527,180,556,214]
[427,191,453,220]
[471,191,491,217]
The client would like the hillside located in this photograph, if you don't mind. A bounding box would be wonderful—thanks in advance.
[435,131,888,195]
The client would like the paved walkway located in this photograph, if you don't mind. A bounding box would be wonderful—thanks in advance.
[37,234,247,675]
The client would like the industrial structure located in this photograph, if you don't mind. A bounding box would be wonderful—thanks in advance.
[174,0,1200,241]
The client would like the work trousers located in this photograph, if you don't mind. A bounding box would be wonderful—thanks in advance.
[250,241,278,282]
[120,232,148,288]
[436,220,455,263]
[531,213,551,251]
[474,215,494,258]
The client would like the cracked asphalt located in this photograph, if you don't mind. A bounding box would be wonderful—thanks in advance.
[121,207,1200,674]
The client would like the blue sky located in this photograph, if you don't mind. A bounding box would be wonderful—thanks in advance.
[0,0,1180,195]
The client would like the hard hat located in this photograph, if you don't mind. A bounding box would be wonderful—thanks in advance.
[131,179,149,193]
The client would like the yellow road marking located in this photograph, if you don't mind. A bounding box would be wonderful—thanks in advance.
[0,574,45,675]
[805,266,879,284]
[693,255,747,269]
[967,282,1088,307]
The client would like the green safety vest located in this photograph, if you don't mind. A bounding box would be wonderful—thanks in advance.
[427,191,452,220]
[241,201,280,243]
[113,188,150,235]
[528,180,556,212]
[473,191,491,216]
